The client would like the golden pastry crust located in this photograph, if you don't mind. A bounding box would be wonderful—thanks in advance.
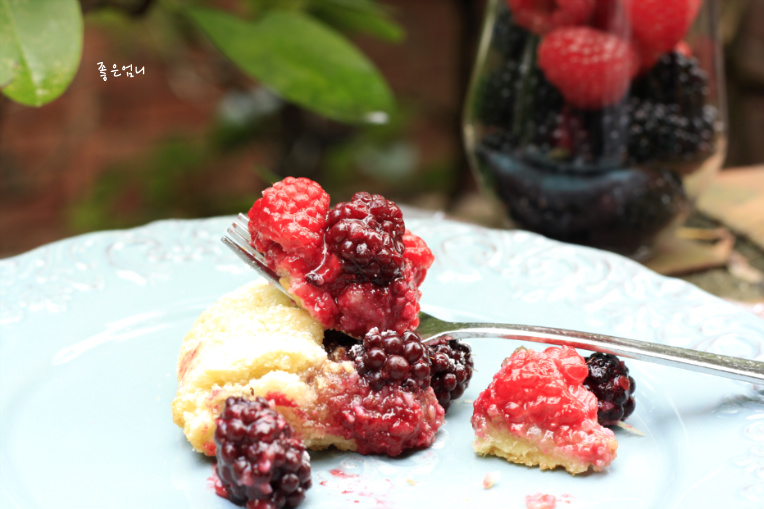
[473,420,618,475]
[172,281,337,455]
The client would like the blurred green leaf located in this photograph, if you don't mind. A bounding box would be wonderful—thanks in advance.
[0,0,83,106]
[309,0,404,42]
[186,7,394,124]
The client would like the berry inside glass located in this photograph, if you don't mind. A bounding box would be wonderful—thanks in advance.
[464,0,726,259]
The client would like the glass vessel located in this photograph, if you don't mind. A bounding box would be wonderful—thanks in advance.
[464,0,727,259]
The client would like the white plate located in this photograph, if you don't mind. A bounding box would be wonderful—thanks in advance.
[1,216,762,509]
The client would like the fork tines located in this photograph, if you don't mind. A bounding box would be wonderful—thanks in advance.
[221,213,289,296]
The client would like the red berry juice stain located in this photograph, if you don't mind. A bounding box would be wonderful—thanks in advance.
[525,493,557,509]
[329,469,359,479]
[319,470,393,507]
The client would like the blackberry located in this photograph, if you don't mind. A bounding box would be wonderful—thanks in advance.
[633,51,710,117]
[491,3,530,60]
[478,147,687,256]
[428,337,474,412]
[583,353,636,426]
[476,59,523,131]
[349,328,431,392]
[214,397,311,509]
[321,192,405,286]
[626,51,717,164]
[523,101,630,170]
[524,66,566,152]
[571,102,630,166]
[476,2,529,129]
[627,99,716,164]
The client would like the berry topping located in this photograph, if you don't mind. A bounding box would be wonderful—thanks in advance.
[538,26,638,109]
[248,177,330,270]
[247,179,433,338]
[583,352,636,425]
[479,346,593,428]
[214,397,311,509]
[428,336,474,412]
[321,192,406,286]
[508,0,595,35]
[349,328,431,392]
[628,0,701,61]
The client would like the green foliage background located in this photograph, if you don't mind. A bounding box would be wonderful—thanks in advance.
[1,0,461,235]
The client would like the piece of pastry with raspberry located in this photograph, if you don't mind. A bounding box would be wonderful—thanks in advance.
[172,281,444,458]
[471,346,618,474]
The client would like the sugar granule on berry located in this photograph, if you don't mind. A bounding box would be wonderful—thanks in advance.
[349,328,431,392]
[214,397,312,509]
[428,336,474,412]
[583,352,636,426]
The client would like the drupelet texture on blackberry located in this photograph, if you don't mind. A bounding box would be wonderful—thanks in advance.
[583,353,636,426]
[626,51,717,164]
[349,328,431,392]
[627,99,715,164]
[633,51,710,116]
[214,397,312,509]
[476,59,524,132]
[491,3,529,60]
[321,192,406,286]
[428,337,474,412]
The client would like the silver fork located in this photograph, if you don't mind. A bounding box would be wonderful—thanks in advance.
[222,214,764,385]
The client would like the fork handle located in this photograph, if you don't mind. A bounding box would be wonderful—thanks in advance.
[427,323,764,385]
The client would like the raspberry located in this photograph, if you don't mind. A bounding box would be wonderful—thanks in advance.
[349,328,431,392]
[628,0,701,63]
[507,0,595,35]
[474,346,596,429]
[583,353,636,425]
[321,192,406,286]
[247,177,330,269]
[538,27,638,109]
[214,397,311,509]
[428,337,474,412]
